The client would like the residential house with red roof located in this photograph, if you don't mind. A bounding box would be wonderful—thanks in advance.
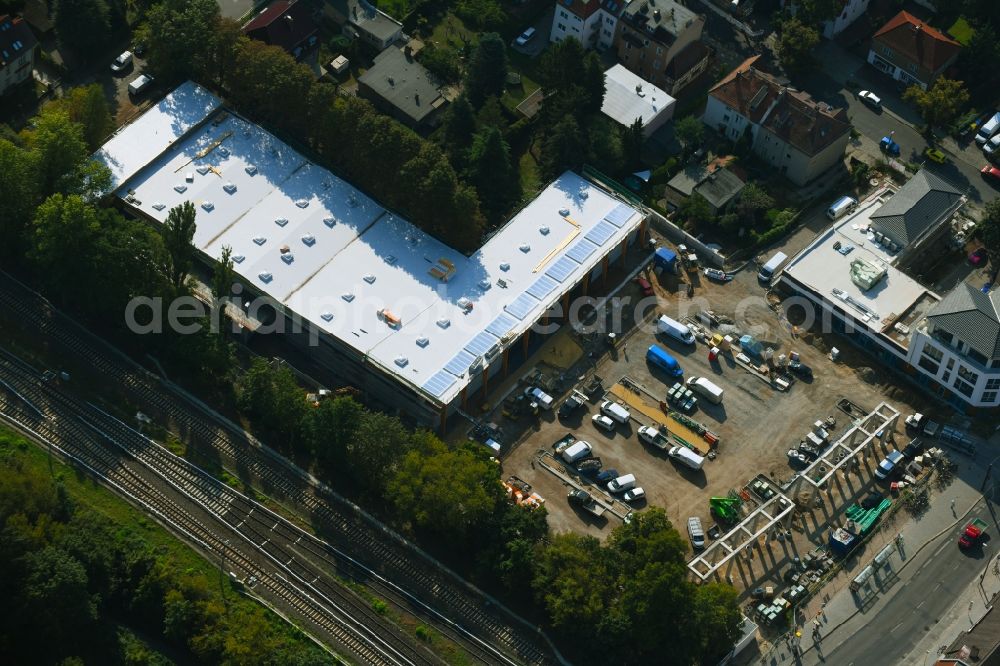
[243,0,318,60]
[703,56,851,186]
[0,14,37,96]
[867,10,960,90]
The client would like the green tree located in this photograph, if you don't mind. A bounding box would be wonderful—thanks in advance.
[622,118,644,170]
[305,396,363,468]
[227,39,316,135]
[979,200,1000,266]
[50,84,115,150]
[20,546,97,653]
[439,94,477,167]
[53,0,112,58]
[346,411,413,494]
[532,533,613,641]
[777,18,820,75]
[465,32,508,108]
[735,181,774,225]
[163,201,197,292]
[420,44,462,85]
[237,358,309,453]
[0,139,39,262]
[799,0,840,23]
[674,115,705,157]
[387,435,502,536]
[467,126,520,221]
[28,194,102,297]
[537,38,606,122]
[902,77,971,129]
[212,245,236,300]
[139,0,220,83]
[22,108,89,196]
[679,193,713,231]
[588,119,624,175]
[540,115,586,180]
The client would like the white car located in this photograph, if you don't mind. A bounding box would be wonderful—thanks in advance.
[607,473,636,493]
[515,27,536,47]
[984,134,1000,158]
[623,487,645,502]
[111,51,133,73]
[858,90,882,110]
[591,414,615,432]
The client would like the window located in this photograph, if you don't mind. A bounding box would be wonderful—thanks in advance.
[653,59,660,70]
[987,378,1000,390]
[607,16,614,24]
[942,370,951,382]
[985,391,998,403]
[957,365,979,384]
[723,114,730,122]
[558,23,566,31]
[922,344,943,362]
[947,357,955,369]
[918,356,939,375]
[604,29,611,36]
[954,376,974,397]
[656,47,662,55]
[560,10,568,18]
[882,46,893,57]
[992,359,1000,369]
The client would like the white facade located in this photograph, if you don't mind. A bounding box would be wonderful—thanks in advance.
[601,64,675,137]
[910,330,1000,408]
[822,0,871,39]
[703,94,753,143]
[550,2,618,51]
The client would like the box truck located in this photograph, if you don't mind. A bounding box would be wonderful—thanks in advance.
[685,376,724,404]
[657,315,695,345]
[668,445,705,471]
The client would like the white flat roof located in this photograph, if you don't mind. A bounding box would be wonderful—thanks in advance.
[109,84,644,406]
[784,196,929,330]
[601,64,675,129]
[94,81,222,191]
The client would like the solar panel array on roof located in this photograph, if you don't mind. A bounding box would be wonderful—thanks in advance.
[505,291,540,320]
[585,219,618,246]
[604,203,634,227]
[567,237,599,263]
[526,274,560,300]
[464,330,500,358]
[444,349,477,376]
[422,369,458,398]
[486,313,517,338]
[545,255,579,283]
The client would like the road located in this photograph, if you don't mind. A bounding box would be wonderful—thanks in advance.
[0,271,559,666]
[806,497,994,666]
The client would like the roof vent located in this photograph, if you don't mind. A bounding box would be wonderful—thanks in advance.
[253,236,267,246]
[342,292,355,302]
[497,278,508,288]
[281,253,294,265]
[458,297,474,312]
[580,191,588,199]
[321,312,334,322]
[232,254,245,263]
[394,356,409,368]
[152,202,166,211]
[201,201,215,211]
[196,166,211,176]
[245,165,258,175]
[559,208,570,216]
[386,255,397,265]
[540,225,550,235]
[295,199,309,208]
[347,194,359,207]
[174,184,189,194]
[223,182,237,194]
[519,243,531,253]
[218,146,230,157]
[416,336,429,347]
[275,217,289,227]
[185,172,194,182]
[258,271,273,283]
[499,262,510,271]
[301,234,316,246]
[363,274,376,284]
[437,318,451,329]
[479,279,492,290]
[323,216,336,227]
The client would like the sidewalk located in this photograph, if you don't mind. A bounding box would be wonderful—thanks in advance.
[757,431,999,665]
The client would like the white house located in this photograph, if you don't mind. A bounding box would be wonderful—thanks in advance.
[549,0,622,51]
[600,64,675,137]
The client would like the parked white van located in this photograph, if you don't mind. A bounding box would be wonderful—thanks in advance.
[561,441,593,463]
[668,445,705,471]
[657,315,695,345]
[687,516,705,549]
[826,195,857,221]
[757,251,788,282]
[607,473,636,493]
[976,112,1000,146]
[600,400,631,424]
[685,376,724,404]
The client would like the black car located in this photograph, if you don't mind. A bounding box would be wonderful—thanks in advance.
[594,468,619,484]
[789,362,813,379]
[902,438,924,459]
[559,395,584,419]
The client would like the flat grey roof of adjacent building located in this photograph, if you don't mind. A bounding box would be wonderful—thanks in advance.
[359,47,442,123]
[926,283,1000,360]
[870,170,962,246]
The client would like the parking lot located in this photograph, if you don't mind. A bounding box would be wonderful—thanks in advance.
[500,234,936,589]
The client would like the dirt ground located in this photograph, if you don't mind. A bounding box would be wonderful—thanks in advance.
[498,231,939,593]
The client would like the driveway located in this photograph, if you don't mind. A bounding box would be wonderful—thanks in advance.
[509,8,552,59]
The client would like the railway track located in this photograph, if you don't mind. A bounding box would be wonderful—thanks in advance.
[0,354,439,666]
[0,274,558,666]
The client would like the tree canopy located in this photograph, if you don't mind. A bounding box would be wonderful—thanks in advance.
[979,200,1000,266]
[465,32,508,108]
[54,0,113,58]
[903,78,970,129]
[777,18,820,76]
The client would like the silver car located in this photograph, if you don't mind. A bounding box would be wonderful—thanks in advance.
[111,51,133,73]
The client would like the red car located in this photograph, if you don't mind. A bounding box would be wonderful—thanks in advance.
[969,248,988,266]
[634,276,653,296]
[983,165,1000,185]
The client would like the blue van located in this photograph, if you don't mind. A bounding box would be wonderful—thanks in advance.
[646,345,683,377]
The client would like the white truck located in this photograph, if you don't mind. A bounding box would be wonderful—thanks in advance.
[561,441,593,464]
[638,425,671,451]
[685,376,724,404]
[905,413,940,438]
[524,386,554,410]
[657,315,695,345]
[668,445,705,471]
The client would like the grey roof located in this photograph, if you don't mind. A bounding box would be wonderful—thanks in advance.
[870,170,962,246]
[666,165,744,209]
[359,47,443,123]
[693,168,744,209]
[927,283,1000,360]
[329,0,402,42]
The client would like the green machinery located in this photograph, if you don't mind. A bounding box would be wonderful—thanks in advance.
[710,497,742,523]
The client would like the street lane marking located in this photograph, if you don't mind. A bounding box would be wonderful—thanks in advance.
[917,600,926,609]
[890,622,903,633]
[933,541,949,557]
